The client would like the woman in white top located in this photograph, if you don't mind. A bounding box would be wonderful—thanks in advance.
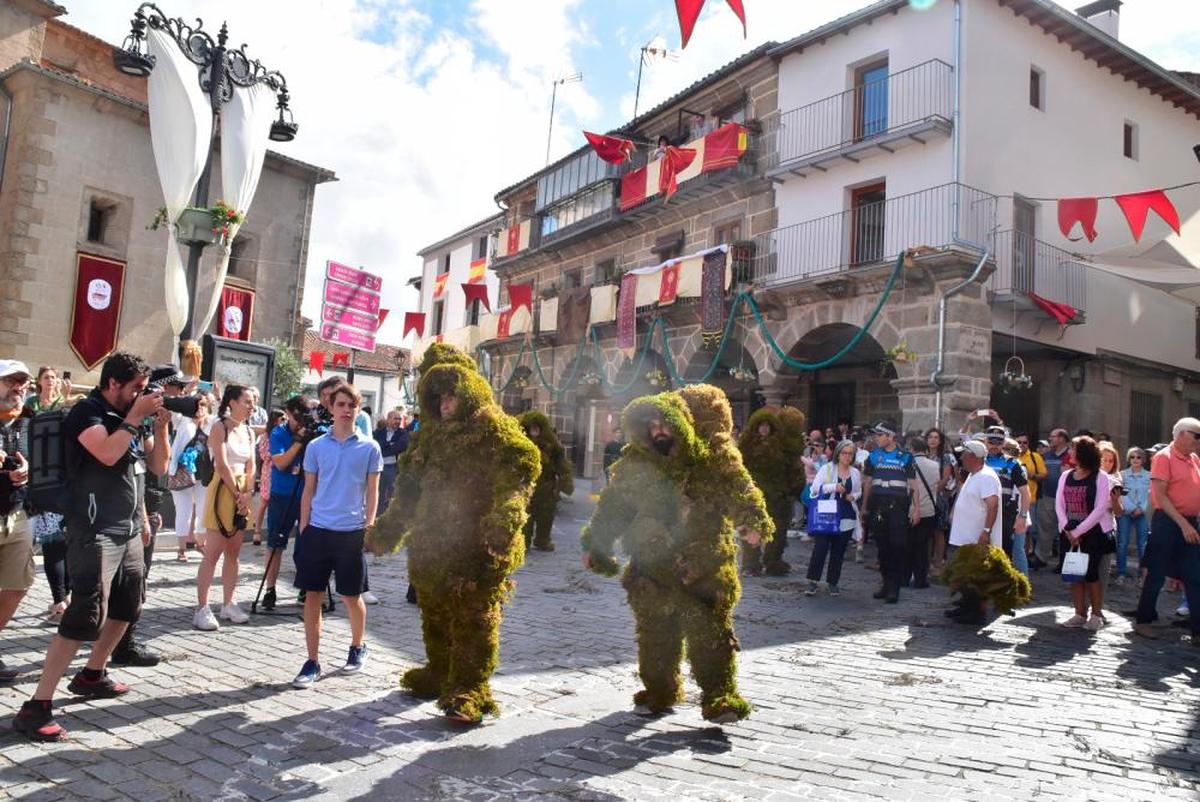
[194,385,257,631]
[168,396,212,561]
[805,440,862,596]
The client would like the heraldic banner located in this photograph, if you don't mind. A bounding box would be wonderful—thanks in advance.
[70,252,126,370]
[218,284,256,341]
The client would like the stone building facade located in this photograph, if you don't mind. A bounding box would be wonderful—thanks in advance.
[0,2,334,381]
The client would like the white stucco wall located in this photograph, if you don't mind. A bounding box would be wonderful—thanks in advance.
[418,236,500,335]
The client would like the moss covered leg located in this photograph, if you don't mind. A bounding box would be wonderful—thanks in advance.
[762,500,793,576]
[438,595,503,721]
[531,510,555,550]
[683,604,749,722]
[627,585,685,711]
[402,585,450,699]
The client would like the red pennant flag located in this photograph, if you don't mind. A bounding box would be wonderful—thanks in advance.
[497,309,514,340]
[1057,197,1099,243]
[508,282,533,314]
[308,351,326,377]
[658,146,697,202]
[70,252,126,370]
[217,284,255,341]
[676,0,746,48]
[1114,189,1181,242]
[584,131,636,165]
[403,312,426,339]
[378,308,390,328]
[658,263,681,306]
[1027,291,1079,326]
[462,282,491,313]
[332,352,351,368]
[620,165,649,212]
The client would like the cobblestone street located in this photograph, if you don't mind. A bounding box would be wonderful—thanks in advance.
[0,487,1197,801]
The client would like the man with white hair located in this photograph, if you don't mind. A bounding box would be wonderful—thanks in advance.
[1134,417,1200,644]
[0,360,33,682]
[945,440,1001,625]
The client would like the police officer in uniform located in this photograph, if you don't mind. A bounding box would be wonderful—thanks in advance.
[860,421,920,603]
[982,426,1030,560]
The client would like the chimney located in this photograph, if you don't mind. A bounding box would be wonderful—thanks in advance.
[1075,0,1121,40]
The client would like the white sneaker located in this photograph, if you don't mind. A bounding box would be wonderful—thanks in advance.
[1061,614,1087,628]
[220,603,249,624]
[193,606,219,631]
[1084,615,1105,631]
[1176,601,1190,617]
[361,591,380,605]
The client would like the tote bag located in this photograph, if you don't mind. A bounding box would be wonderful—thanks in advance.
[806,466,844,535]
[1061,546,1089,583]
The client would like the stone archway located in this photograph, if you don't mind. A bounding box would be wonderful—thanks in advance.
[682,335,761,429]
[781,323,900,432]
[610,347,672,399]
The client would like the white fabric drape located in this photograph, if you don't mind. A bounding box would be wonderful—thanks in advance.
[196,82,275,335]
[147,28,212,335]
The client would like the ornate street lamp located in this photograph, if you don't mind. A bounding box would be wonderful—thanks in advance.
[113,2,298,342]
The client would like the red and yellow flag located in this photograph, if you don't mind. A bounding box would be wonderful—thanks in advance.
[433,272,449,299]
[468,258,487,284]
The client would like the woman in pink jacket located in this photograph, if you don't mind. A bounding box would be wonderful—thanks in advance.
[1056,436,1117,630]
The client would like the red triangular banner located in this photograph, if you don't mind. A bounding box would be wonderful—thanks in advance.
[462,282,491,313]
[332,352,351,368]
[508,282,533,314]
[584,131,635,165]
[1114,189,1181,242]
[1057,197,1099,243]
[403,312,425,339]
[308,351,325,377]
[377,308,390,328]
[675,0,746,49]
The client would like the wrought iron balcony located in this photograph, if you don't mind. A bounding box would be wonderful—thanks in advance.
[990,229,1088,316]
[745,183,997,285]
[765,59,953,180]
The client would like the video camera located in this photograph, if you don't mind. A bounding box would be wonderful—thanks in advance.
[295,403,331,444]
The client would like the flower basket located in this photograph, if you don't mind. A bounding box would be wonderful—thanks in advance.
[174,208,223,246]
[996,356,1034,392]
[645,369,667,388]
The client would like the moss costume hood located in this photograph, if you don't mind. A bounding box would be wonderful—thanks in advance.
[518,410,574,498]
[738,408,797,503]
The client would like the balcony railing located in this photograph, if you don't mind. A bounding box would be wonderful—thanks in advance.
[747,183,997,284]
[767,59,953,171]
[991,230,1087,314]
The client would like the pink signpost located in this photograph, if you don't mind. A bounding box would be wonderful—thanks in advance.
[326,260,383,292]
[320,322,377,352]
[322,281,381,315]
[319,262,384,355]
[321,305,379,332]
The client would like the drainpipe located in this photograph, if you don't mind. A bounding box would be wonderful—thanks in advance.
[0,80,13,198]
[932,0,990,428]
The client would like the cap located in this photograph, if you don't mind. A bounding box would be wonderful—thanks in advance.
[871,421,897,436]
[961,440,987,458]
[1037,439,1049,448]
[148,364,187,388]
[0,359,31,380]
[984,425,1008,442]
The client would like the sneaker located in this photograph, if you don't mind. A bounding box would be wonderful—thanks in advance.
[110,642,161,667]
[827,584,840,597]
[872,587,888,600]
[1176,601,1191,617]
[12,701,66,742]
[0,658,19,683]
[406,584,417,605]
[1084,615,1105,631]
[1061,614,1087,628]
[220,603,249,624]
[708,709,740,726]
[292,659,321,689]
[298,589,306,603]
[66,669,129,698]
[361,591,379,605]
[1133,623,1160,639]
[262,587,277,612]
[804,582,818,597]
[193,606,220,631]
[344,643,368,673]
[855,545,864,564]
[633,704,671,718]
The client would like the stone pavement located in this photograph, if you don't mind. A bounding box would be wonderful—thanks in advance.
[0,487,1197,801]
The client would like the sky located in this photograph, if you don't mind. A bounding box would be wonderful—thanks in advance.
[64,0,1200,346]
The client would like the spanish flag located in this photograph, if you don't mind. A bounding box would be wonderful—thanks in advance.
[433,272,449,299]
[468,258,487,284]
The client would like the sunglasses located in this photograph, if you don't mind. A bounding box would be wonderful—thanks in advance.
[1129,455,1143,460]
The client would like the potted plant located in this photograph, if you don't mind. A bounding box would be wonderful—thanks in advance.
[728,365,757,383]
[996,356,1034,392]
[885,340,918,365]
[645,369,667,388]
[149,200,245,246]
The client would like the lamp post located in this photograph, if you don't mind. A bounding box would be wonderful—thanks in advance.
[545,72,582,165]
[113,3,298,345]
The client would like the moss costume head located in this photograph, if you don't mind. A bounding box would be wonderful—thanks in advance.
[517,409,573,549]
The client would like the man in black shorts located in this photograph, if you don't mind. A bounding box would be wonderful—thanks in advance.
[13,352,167,741]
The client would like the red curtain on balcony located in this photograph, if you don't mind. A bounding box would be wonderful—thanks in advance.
[701,123,748,172]
[620,166,648,212]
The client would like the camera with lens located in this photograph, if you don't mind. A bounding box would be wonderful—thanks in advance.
[1,455,19,472]
[294,404,330,444]
[161,393,202,418]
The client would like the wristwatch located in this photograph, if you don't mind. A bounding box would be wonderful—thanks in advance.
[119,422,140,436]
[982,526,992,534]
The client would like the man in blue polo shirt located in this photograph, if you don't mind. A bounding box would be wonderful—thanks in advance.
[860,421,920,604]
[292,384,381,689]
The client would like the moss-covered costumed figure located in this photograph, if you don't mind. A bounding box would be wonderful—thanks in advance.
[581,385,773,724]
[738,407,805,576]
[517,410,574,552]
[367,343,540,723]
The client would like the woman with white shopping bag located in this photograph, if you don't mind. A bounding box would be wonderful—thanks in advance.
[1055,436,1117,630]
[804,440,862,597]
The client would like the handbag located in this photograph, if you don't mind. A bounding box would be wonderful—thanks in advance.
[805,466,844,535]
[1061,544,1090,583]
[167,468,196,491]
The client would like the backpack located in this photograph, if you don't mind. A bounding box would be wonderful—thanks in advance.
[193,430,214,486]
[26,409,69,515]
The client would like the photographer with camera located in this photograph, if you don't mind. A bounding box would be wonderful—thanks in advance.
[0,360,33,683]
[14,352,167,741]
[291,384,381,688]
[259,395,316,611]
[192,385,256,631]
